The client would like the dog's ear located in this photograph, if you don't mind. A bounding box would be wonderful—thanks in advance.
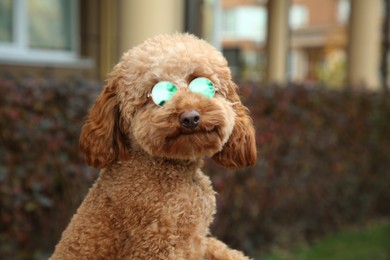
[79,78,128,169]
[212,81,257,169]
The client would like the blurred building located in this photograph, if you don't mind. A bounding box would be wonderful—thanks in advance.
[219,0,350,84]
[0,0,386,88]
[220,0,267,81]
[0,0,186,80]
[289,0,349,86]
[219,0,384,88]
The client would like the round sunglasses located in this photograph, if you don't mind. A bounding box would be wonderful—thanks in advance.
[149,77,217,106]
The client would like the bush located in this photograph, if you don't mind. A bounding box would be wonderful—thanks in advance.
[1,77,389,258]
[0,76,100,259]
[208,83,390,256]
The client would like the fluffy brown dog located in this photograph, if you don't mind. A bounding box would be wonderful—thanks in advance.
[51,33,256,259]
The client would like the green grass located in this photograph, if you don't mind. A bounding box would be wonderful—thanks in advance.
[261,220,390,260]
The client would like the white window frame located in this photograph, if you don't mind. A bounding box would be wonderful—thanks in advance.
[0,0,92,68]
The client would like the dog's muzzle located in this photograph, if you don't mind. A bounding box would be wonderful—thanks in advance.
[180,110,200,129]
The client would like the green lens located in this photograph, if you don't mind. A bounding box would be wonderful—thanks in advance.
[151,81,178,106]
[188,77,215,98]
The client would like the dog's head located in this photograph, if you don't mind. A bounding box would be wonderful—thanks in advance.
[80,34,256,169]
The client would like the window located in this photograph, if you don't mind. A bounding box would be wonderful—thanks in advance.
[0,0,89,66]
[0,0,13,44]
[337,0,350,24]
[289,4,309,29]
[222,6,267,43]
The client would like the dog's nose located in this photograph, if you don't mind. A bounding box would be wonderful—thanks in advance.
[180,110,200,129]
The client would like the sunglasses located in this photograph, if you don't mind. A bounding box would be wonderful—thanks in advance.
[148,77,217,106]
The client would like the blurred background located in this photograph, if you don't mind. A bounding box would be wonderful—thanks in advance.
[0,0,389,259]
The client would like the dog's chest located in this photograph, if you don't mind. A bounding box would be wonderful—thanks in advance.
[111,163,216,230]
[106,163,216,257]
[154,170,216,230]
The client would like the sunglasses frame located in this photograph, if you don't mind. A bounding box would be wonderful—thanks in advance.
[148,78,218,107]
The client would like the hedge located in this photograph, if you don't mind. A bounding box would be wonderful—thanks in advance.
[209,83,390,256]
[0,77,389,258]
[0,76,99,259]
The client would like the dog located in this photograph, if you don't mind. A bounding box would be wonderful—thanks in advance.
[51,33,256,259]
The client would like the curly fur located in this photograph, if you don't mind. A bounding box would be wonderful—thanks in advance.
[51,33,256,259]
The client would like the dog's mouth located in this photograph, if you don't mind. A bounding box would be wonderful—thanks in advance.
[156,124,225,159]
[166,125,218,140]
